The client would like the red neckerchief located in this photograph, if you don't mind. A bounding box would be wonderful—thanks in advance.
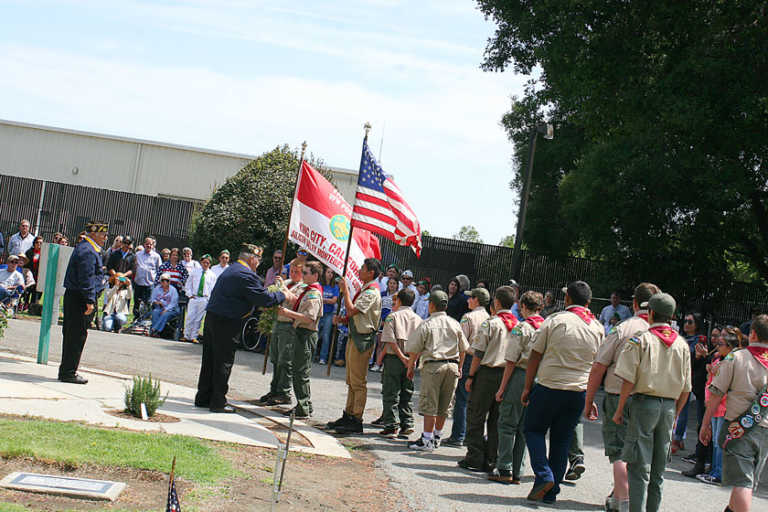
[746,346,768,371]
[637,312,649,322]
[293,283,322,311]
[497,312,518,331]
[649,325,678,348]
[525,315,544,330]
[353,281,379,303]
[566,305,595,324]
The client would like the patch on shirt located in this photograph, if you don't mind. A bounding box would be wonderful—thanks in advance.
[306,291,321,299]
[627,336,640,346]
[385,316,394,323]
[510,327,522,336]
[609,325,617,334]
[724,352,734,361]
[460,317,469,323]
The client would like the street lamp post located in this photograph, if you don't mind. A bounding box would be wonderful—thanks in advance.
[510,122,553,281]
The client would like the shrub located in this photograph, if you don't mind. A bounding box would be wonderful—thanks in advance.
[124,374,167,418]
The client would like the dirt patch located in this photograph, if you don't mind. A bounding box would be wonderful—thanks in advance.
[0,440,411,511]
[104,409,181,423]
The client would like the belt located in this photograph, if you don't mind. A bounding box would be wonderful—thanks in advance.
[423,359,459,365]
[634,393,675,401]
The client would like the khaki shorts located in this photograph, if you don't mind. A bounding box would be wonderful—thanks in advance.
[721,423,768,489]
[418,361,459,417]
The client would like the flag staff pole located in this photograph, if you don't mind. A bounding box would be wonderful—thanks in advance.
[326,122,371,376]
[263,141,307,375]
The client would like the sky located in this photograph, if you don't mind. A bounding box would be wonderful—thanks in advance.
[0,0,529,244]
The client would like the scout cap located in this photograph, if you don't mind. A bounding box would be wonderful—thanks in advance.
[429,290,449,309]
[86,221,109,233]
[464,287,490,306]
[219,249,230,256]
[562,280,592,305]
[648,293,676,317]
[200,253,212,262]
[402,270,414,278]
[241,243,263,257]
[387,263,399,272]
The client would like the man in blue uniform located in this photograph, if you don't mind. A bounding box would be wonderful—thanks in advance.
[195,244,292,413]
[60,222,108,384]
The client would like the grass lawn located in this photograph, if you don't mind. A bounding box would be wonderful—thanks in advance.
[0,418,236,484]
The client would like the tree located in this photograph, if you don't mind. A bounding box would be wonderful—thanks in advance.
[190,145,332,260]
[453,225,483,243]
[478,0,768,305]
[499,235,515,248]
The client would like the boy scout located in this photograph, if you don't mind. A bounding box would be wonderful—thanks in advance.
[700,314,768,512]
[522,280,604,504]
[406,290,469,451]
[275,261,323,419]
[327,258,383,434]
[378,288,422,437]
[445,288,491,447]
[490,290,544,484]
[258,261,306,406]
[458,286,512,472]
[584,282,659,511]
[613,293,691,512]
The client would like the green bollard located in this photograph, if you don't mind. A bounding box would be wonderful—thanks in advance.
[37,244,60,364]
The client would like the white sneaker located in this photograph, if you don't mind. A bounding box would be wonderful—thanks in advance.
[433,434,441,449]
[408,436,435,451]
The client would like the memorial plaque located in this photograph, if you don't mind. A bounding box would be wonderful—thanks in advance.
[0,472,125,501]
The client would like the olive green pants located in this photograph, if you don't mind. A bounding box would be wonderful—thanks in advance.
[496,368,527,476]
[381,354,414,429]
[603,393,630,463]
[465,366,504,468]
[292,328,318,416]
[269,322,295,398]
[622,394,676,512]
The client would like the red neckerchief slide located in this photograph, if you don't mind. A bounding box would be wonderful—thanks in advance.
[497,312,518,331]
[746,346,768,371]
[567,305,595,324]
[649,325,677,348]
[293,283,323,311]
[525,315,545,330]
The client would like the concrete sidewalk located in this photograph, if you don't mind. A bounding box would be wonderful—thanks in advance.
[0,352,349,459]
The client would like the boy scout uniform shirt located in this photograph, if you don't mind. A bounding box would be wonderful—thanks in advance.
[406,311,469,362]
[504,319,537,370]
[277,281,306,324]
[710,343,768,427]
[472,310,514,368]
[381,307,422,354]
[293,285,323,331]
[460,306,490,351]
[530,307,605,391]
[614,323,692,399]
[595,313,650,394]
[351,280,382,334]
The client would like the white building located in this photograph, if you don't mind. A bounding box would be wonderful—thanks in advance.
[0,118,359,204]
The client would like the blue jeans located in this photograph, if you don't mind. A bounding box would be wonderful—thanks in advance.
[524,384,584,501]
[674,394,691,441]
[0,287,11,304]
[102,312,127,332]
[151,306,179,334]
[450,354,473,441]
[711,416,725,479]
[334,329,348,361]
[317,313,334,361]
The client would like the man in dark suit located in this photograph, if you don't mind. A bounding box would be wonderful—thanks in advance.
[60,221,108,384]
[195,243,293,413]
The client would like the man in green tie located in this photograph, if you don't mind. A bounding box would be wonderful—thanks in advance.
[183,254,216,343]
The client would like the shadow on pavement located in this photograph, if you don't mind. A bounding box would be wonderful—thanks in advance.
[440,493,604,510]
[0,370,59,384]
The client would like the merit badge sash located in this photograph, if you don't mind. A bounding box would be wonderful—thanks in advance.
[723,385,768,448]
[649,325,677,348]
[525,315,544,330]
[566,305,595,324]
[497,312,519,331]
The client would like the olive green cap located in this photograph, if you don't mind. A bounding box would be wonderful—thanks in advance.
[648,292,676,317]
[429,290,449,309]
[464,287,490,306]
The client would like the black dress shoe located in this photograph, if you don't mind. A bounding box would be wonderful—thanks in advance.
[210,405,236,413]
[194,402,209,408]
[327,411,351,429]
[334,416,363,434]
[458,459,489,472]
[59,374,88,384]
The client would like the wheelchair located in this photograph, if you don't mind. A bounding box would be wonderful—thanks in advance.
[0,285,24,319]
[238,309,268,352]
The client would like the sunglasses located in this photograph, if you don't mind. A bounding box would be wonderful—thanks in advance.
[161,279,170,282]
[402,277,413,280]
[684,319,694,324]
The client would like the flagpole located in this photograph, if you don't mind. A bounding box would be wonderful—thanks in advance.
[263,141,307,375]
[169,455,176,491]
[326,122,371,376]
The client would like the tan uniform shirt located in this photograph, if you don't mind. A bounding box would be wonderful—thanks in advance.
[472,310,514,368]
[614,323,692,399]
[277,281,306,323]
[531,307,605,391]
[710,343,768,426]
[351,281,382,334]
[595,313,649,394]
[406,311,469,362]
[460,307,490,352]
[381,307,423,354]
[505,319,537,370]
[293,285,323,331]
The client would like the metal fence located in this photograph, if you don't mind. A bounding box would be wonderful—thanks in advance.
[0,173,195,252]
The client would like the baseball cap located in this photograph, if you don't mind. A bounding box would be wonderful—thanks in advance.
[648,293,676,317]
[297,248,308,256]
[464,287,491,306]
[429,290,449,308]
[402,270,414,278]
[508,278,520,288]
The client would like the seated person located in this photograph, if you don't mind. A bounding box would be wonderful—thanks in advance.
[102,275,133,332]
[150,273,179,337]
[0,255,26,305]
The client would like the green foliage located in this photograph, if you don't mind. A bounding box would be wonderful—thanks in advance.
[498,235,515,248]
[190,145,332,261]
[256,284,281,334]
[0,309,7,339]
[478,0,768,306]
[125,374,167,418]
[453,225,483,243]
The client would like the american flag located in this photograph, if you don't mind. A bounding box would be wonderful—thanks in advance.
[166,475,181,512]
[351,140,422,257]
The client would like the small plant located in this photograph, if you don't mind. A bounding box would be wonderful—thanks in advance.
[0,310,7,339]
[124,374,167,418]
[256,284,281,335]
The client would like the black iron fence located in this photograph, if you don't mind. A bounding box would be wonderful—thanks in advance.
[0,173,195,252]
